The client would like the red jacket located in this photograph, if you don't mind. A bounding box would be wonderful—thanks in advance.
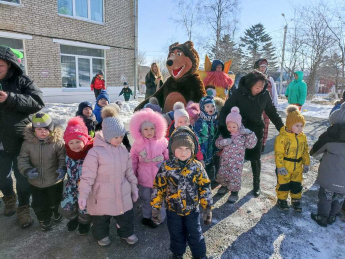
[91,76,105,90]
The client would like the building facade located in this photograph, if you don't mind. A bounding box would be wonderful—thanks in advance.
[0,0,135,89]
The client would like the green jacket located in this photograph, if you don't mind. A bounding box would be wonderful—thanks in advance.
[285,71,307,105]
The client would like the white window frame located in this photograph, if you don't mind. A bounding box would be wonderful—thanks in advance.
[57,0,105,24]
[0,0,21,6]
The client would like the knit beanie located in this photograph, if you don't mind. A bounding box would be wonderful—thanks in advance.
[115,100,123,110]
[144,97,162,113]
[226,107,242,127]
[102,117,126,143]
[200,96,216,111]
[285,105,306,131]
[96,90,110,103]
[32,112,54,132]
[98,70,104,76]
[64,117,89,145]
[173,102,189,126]
[76,101,93,116]
[170,127,195,156]
[186,101,200,122]
[329,102,345,125]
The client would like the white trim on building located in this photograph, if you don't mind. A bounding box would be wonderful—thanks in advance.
[52,38,110,50]
[0,31,32,40]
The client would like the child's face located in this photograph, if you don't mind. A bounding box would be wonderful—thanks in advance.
[82,107,93,117]
[176,116,190,127]
[291,122,304,135]
[98,98,108,107]
[141,126,155,139]
[216,64,223,72]
[110,136,123,147]
[174,146,192,161]
[68,139,85,152]
[34,128,50,140]
[204,104,215,115]
[227,122,239,134]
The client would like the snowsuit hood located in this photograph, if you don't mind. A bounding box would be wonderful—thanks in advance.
[211,60,224,71]
[294,71,304,82]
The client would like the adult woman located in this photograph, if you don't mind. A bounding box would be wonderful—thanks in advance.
[0,46,44,227]
[219,70,284,197]
[145,63,163,99]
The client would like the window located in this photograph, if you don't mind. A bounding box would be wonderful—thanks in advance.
[0,37,25,73]
[0,0,20,5]
[58,0,104,23]
[60,45,105,88]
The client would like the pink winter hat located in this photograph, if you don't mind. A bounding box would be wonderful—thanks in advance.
[64,117,89,145]
[186,101,200,122]
[226,107,242,127]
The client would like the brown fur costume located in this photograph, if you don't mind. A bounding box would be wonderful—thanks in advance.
[135,41,206,112]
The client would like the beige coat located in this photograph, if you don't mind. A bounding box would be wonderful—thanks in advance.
[18,124,66,188]
[79,132,138,216]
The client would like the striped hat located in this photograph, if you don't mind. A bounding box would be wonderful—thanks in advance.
[32,112,54,132]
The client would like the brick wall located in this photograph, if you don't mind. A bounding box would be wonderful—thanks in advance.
[0,0,135,87]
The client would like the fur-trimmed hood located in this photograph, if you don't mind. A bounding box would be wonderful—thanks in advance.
[129,108,167,143]
[23,123,64,144]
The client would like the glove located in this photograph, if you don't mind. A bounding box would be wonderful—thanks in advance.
[151,209,160,225]
[203,209,212,225]
[132,188,139,203]
[277,167,288,176]
[220,138,232,146]
[303,165,309,174]
[25,168,39,180]
[78,198,87,210]
[240,128,252,135]
[56,168,66,181]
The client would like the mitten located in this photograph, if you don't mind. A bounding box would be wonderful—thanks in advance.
[56,168,66,181]
[203,209,212,225]
[303,165,309,174]
[240,128,252,135]
[220,138,232,146]
[277,167,288,176]
[151,209,160,225]
[132,188,139,203]
[78,198,87,210]
[25,168,39,180]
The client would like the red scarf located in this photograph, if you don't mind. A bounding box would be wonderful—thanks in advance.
[65,137,94,160]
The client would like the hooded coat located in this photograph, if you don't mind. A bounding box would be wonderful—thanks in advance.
[285,71,307,106]
[0,46,44,154]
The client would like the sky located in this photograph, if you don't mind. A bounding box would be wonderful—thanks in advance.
[138,0,343,66]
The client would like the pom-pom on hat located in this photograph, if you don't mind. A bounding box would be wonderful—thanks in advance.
[64,117,89,145]
[173,102,189,126]
[32,112,54,132]
[186,101,200,123]
[329,102,345,125]
[285,105,305,131]
[226,107,242,128]
[101,105,119,119]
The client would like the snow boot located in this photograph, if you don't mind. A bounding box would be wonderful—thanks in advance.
[123,234,138,245]
[228,191,239,204]
[291,199,302,212]
[141,218,158,228]
[67,218,79,232]
[251,160,261,197]
[98,236,111,246]
[40,220,52,231]
[277,199,289,211]
[217,186,228,195]
[17,205,33,228]
[53,210,63,223]
[78,223,90,235]
[2,194,17,217]
[327,215,336,225]
[311,213,327,227]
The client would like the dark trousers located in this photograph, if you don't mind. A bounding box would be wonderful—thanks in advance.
[94,89,101,99]
[92,209,134,241]
[167,210,206,258]
[0,150,31,206]
[317,187,345,217]
[31,182,63,222]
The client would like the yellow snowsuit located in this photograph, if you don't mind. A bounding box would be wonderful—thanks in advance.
[274,127,310,200]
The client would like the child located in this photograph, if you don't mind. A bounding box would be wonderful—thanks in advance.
[119,82,133,102]
[144,97,162,113]
[274,105,310,211]
[151,126,213,259]
[91,70,105,99]
[18,113,66,231]
[78,113,139,247]
[330,91,345,115]
[215,107,257,202]
[194,96,218,180]
[93,90,110,124]
[129,108,168,228]
[186,101,200,126]
[76,101,98,137]
[59,117,93,234]
[310,103,345,226]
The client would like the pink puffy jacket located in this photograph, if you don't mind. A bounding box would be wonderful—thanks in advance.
[79,132,138,216]
[129,109,169,188]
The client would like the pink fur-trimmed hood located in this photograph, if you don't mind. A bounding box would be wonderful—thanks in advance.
[129,108,167,143]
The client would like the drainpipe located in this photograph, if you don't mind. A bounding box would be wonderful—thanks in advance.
[134,0,138,99]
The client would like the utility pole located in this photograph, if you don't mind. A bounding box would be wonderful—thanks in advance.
[133,0,138,99]
[279,13,288,96]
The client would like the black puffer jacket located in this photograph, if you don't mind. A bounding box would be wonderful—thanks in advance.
[219,78,283,160]
[145,71,162,98]
[0,46,44,154]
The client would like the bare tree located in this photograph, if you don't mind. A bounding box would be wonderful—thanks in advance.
[138,51,147,66]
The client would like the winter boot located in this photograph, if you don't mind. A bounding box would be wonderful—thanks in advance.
[67,218,79,232]
[98,236,111,246]
[16,205,33,228]
[327,215,336,225]
[217,186,228,195]
[261,145,265,153]
[2,194,17,217]
[123,234,138,245]
[277,199,289,211]
[291,199,302,212]
[53,210,63,223]
[141,218,158,228]
[78,223,90,235]
[311,213,327,227]
[172,254,184,259]
[40,220,52,231]
[227,191,239,204]
[251,160,261,197]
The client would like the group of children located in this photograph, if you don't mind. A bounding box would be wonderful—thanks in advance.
[13,88,345,258]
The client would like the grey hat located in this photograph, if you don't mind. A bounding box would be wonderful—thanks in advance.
[329,102,345,125]
[98,70,104,76]
[102,117,126,143]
